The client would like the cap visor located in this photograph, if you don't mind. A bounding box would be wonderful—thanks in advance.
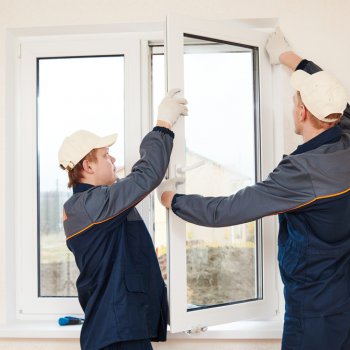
[95,133,118,148]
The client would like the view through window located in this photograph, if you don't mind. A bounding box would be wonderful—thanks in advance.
[37,56,125,297]
[152,36,259,310]
[38,42,259,305]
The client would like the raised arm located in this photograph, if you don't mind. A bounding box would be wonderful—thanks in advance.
[65,90,188,228]
[266,28,350,130]
[170,156,315,227]
[87,89,188,221]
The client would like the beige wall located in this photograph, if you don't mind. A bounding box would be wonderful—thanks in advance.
[1,0,349,348]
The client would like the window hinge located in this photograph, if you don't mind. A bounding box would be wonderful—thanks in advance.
[184,326,208,335]
[17,44,22,59]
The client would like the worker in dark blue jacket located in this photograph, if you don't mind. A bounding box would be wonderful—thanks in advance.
[58,89,188,350]
[158,29,350,350]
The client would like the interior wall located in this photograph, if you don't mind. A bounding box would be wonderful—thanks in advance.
[1,0,349,348]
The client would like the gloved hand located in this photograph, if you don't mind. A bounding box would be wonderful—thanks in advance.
[157,176,185,204]
[265,27,292,65]
[157,89,188,127]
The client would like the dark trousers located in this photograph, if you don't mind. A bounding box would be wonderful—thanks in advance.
[282,312,350,350]
[101,339,153,350]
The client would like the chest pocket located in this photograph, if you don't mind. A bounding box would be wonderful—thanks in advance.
[124,273,146,293]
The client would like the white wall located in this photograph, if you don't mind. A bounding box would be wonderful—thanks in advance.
[1,0,350,348]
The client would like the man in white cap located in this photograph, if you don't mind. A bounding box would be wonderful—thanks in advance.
[59,89,187,350]
[158,29,350,350]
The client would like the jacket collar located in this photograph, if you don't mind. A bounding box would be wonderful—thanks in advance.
[73,183,94,194]
[291,125,342,155]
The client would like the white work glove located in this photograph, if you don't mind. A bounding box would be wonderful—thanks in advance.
[157,89,188,127]
[157,176,185,203]
[265,27,292,65]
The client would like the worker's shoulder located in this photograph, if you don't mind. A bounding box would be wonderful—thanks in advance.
[63,187,110,240]
[63,186,106,216]
[273,154,307,176]
[284,132,350,164]
[289,135,350,197]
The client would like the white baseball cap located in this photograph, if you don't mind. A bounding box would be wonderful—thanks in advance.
[291,70,348,122]
[58,130,117,171]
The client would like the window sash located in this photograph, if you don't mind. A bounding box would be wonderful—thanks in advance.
[165,14,277,333]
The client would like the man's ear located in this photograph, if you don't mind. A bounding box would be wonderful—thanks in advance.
[300,104,308,122]
[82,159,94,174]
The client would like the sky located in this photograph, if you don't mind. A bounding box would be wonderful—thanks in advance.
[38,43,256,194]
[38,56,124,192]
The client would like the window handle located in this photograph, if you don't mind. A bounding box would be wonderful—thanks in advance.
[176,160,205,175]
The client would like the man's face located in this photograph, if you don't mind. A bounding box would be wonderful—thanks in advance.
[89,147,117,186]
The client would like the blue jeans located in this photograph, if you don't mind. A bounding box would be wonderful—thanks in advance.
[101,339,153,350]
[282,312,350,350]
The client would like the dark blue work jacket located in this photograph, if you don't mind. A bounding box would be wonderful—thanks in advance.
[64,127,173,350]
[278,124,350,317]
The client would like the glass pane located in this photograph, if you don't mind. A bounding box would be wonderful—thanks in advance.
[38,56,124,297]
[151,51,168,282]
[183,35,259,310]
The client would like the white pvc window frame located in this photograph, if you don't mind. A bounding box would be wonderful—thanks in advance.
[12,19,279,326]
[165,15,278,333]
[16,34,142,318]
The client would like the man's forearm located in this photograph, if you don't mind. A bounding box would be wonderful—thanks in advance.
[279,51,303,71]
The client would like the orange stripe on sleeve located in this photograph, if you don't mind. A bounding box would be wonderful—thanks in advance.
[276,186,350,215]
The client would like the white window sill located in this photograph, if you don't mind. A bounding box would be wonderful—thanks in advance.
[0,320,283,339]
